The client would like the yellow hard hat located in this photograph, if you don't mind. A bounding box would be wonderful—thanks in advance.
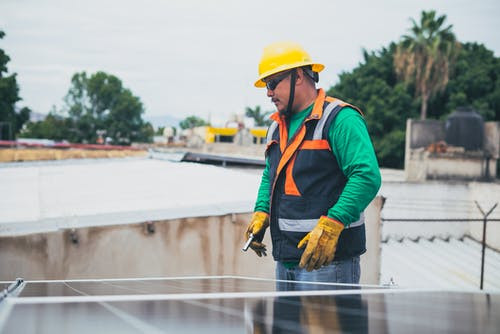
[254,41,324,88]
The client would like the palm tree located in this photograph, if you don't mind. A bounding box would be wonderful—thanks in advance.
[245,106,272,127]
[394,10,459,119]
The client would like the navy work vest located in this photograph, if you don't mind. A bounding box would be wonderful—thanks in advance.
[265,89,366,262]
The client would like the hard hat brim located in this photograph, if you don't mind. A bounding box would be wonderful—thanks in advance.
[254,62,324,88]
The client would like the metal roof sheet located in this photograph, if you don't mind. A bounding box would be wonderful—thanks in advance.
[381,236,500,291]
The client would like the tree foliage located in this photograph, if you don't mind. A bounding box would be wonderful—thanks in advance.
[0,30,31,140]
[245,105,272,127]
[179,115,208,129]
[394,10,459,120]
[23,71,154,144]
[328,45,419,168]
[65,71,153,144]
[327,38,499,169]
[444,43,500,121]
[21,109,70,141]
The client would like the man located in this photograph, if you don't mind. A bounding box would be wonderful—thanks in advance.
[245,41,381,288]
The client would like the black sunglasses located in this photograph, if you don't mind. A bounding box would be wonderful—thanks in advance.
[264,70,292,90]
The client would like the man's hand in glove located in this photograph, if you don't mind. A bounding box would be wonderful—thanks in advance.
[245,211,270,257]
[297,216,344,271]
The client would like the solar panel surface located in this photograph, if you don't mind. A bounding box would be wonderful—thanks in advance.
[1,276,499,333]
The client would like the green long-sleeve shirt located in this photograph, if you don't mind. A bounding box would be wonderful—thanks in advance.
[254,103,381,227]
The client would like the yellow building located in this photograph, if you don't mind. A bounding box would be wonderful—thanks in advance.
[204,127,267,144]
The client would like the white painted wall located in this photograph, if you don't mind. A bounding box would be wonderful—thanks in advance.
[0,197,384,284]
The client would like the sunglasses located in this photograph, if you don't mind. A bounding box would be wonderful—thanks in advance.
[264,70,292,90]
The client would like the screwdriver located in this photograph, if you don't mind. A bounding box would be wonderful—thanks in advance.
[242,233,266,256]
[242,233,254,252]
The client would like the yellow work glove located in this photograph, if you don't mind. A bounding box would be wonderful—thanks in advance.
[297,216,344,271]
[245,211,270,257]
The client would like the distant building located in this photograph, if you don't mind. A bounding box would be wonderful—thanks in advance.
[180,126,267,147]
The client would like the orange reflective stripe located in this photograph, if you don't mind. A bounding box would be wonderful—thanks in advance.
[285,155,301,196]
[337,101,364,117]
[308,89,326,120]
[270,112,281,122]
[300,139,330,150]
[325,96,335,102]
[276,125,306,183]
[272,90,327,193]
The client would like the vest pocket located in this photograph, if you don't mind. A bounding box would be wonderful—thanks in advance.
[278,195,313,232]
[279,194,308,217]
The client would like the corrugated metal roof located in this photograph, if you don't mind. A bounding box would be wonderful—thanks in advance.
[381,236,500,291]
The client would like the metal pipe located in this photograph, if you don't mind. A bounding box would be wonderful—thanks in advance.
[480,215,487,290]
[475,201,498,290]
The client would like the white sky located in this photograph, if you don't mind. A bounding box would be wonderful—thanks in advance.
[1,0,499,126]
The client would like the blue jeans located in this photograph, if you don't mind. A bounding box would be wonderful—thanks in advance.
[275,256,360,291]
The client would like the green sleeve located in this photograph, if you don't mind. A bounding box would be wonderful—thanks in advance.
[326,107,381,226]
[253,157,270,213]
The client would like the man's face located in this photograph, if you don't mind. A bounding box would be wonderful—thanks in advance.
[264,70,292,113]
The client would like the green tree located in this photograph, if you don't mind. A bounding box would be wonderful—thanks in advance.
[20,108,71,140]
[156,126,165,136]
[445,43,500,121]
[394,10,459,120]
[64,71,153,144]
[179,115,208,129]
[0,30,31,140]
[328,45,418,168]
[245,105,272,126]
[328,21,498,169]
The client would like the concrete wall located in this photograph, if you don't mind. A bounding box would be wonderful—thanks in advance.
[405,119,499,181]
[405,118,446,181]
[360,196,384,284]
[0,198,384,284]
[426,155,497,181]
[407,119,445,149]
[484,122,500,159]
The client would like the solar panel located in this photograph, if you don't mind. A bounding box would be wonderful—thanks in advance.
[1,276,498,333]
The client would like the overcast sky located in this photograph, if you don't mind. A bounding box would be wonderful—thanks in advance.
[1,0,499,126]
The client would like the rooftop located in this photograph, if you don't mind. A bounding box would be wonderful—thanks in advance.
[381,236,500,291]
[0,157,260,236]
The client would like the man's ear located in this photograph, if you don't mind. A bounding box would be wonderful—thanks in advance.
[295,68,305,86]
